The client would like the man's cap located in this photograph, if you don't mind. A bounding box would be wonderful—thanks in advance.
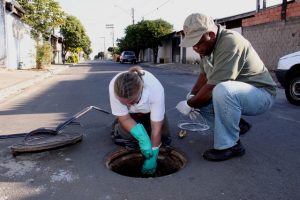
[180,13,216,48]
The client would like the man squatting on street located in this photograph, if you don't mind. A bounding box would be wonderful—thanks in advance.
[176,13,277,161]
[109,66,171,175]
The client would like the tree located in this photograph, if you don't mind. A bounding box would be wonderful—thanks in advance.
[117,24,142,55]
[107,47,120,55]
[60,15,92,60]
[17,0,65,68]
[141,19,173,63]
[81,35,92,56]
[94,52,105,60]
[17,0,65,40]
[117,19,173,63]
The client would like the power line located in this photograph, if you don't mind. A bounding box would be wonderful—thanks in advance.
[141,0,172,19]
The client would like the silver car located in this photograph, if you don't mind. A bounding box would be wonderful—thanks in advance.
[120,51,137,64]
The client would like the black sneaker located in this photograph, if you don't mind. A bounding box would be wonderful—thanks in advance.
[203,141,245,161]
[239,118,251,135]
[114,137,138,150]
[111,120,138,150]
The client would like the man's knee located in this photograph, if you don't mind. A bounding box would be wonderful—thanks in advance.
[212,82,231,101]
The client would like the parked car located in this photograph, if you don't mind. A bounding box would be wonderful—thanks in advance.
[275,51,300,105]
[120,51,137,64]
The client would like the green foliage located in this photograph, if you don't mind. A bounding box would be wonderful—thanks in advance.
[107,47,113,52]
[117,19,173,63]
[17,0,65,40]
[107,47,120,54]
[83,54,90,60]
[66,54,79,63]
[68,47,82,54]
[60,15,92,57]
[94,52,105,60]
[36,42,52,69]
[98,52,105,58]
[114,47,121,55]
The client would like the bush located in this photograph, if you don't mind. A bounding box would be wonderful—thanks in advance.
[36,42,53,69]
[66,54,79,63]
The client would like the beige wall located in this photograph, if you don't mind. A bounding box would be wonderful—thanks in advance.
[183,47,200,64]
[158,40,172,63]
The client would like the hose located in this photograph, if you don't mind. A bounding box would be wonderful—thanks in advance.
[0,106,111,139]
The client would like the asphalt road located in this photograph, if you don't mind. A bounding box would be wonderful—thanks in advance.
[0,61,299,200]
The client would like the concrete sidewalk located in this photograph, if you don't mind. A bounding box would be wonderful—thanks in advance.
[0,65,69,103]
[141,62,200,74]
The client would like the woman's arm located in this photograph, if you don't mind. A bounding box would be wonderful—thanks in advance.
[117,114,136,133]
[150,120,163,147]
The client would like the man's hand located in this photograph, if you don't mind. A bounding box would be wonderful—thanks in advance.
[176,100,200,120]
[176,100,192,115]
[142,147,159,175]
[130,124,153,159]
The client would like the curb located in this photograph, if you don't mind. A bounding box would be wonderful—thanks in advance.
[140,62,200,75]
[0,65,69,103]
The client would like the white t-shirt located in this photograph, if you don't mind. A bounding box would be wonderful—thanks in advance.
[109,70,165,122]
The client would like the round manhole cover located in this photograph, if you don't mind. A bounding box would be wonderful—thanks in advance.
[105,147,187,178]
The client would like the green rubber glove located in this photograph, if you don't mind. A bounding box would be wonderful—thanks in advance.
[142,147,159,175]
[130,124,153,159]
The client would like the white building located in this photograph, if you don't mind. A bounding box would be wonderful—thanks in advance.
[141,31,200,64]
[0,0,36,69]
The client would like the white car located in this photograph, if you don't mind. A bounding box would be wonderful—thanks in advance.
[275,51,300,105]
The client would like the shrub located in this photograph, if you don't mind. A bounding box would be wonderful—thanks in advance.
[66,54,79,63]
[36,42,53,69]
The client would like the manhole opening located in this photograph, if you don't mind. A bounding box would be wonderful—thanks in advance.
[105,147,187,178]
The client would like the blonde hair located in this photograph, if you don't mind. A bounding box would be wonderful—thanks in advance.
[114,66,144,100]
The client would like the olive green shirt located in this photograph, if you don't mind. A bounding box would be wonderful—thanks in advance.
[199,25,277,96]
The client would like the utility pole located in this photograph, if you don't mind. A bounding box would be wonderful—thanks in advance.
[256,0,260,12]
[131,8,135,24]
[100,36,105,59]
[105,24,114,58]
[281,0,287,20]
[114,5,135,25]
[100,36,105,53]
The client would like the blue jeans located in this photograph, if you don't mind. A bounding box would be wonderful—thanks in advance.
[198,81,276,150]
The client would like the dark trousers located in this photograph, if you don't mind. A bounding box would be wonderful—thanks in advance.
[111,113,171,149]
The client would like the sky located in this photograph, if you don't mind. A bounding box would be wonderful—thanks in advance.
[57,0,283,58]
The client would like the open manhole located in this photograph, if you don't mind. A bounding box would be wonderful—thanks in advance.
[105,147,187,178]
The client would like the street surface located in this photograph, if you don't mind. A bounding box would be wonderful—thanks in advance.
[0,60,299,200]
